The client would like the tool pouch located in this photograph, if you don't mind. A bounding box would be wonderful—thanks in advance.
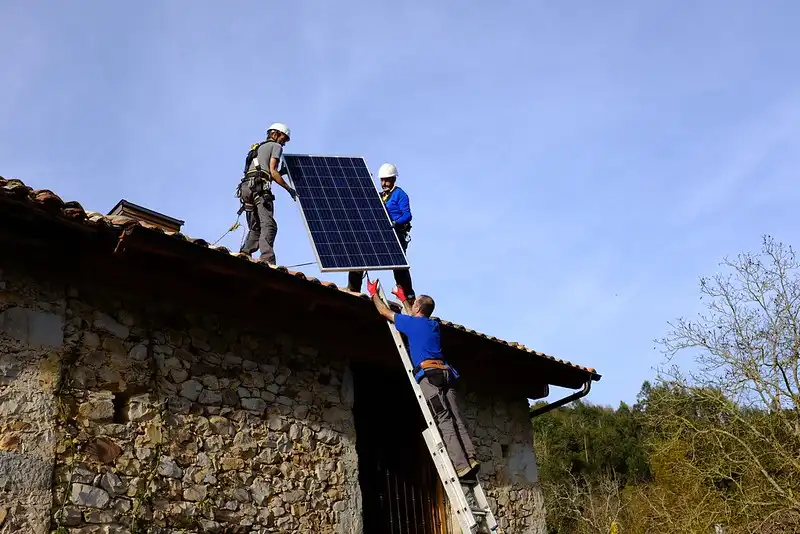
[237,176,273,207]
[417,359,457,388]
[424,368,451,388]
[395,224,412,246]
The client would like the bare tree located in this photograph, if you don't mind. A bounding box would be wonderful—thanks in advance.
[654,235,800,528]
[544,470,626,534]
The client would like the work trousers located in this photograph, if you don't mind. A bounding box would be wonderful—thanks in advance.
[347,227,414,297]
[239,183,278,265]
[419,374,476,474]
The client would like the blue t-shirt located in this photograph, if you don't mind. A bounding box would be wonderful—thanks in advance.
[395,314,444,381]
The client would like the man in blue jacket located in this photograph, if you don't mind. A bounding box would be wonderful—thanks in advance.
[367,280,480,480]
[348,162,416,303]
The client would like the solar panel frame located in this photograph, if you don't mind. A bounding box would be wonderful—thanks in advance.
[282,153,411,273]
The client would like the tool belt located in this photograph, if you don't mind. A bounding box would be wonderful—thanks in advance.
[413,358,449,377]
[235,173,274,214]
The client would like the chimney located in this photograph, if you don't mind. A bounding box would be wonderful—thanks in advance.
[107,199,185,233]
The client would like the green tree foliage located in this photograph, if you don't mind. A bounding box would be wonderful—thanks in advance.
[531,392,652,533]
[531,398,651,488]
[531,237,800,533]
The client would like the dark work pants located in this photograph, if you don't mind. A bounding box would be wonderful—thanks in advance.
[419,375,476,474]
[347,227,415,297]
[240,186,277,265]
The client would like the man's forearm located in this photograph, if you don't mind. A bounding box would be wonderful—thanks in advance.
[372,293,395,322]
[401,300,413,315]
[271,170,290,189]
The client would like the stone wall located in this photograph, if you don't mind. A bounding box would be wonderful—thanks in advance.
[0,257,548,534]
[457,385,546,534]
[0,268,65,533]
[0,261,362,534]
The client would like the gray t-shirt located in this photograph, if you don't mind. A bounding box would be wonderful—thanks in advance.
[249,140,283,177]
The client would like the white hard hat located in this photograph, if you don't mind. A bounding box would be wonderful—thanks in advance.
[267,122,291,139]
[378,163,398,179]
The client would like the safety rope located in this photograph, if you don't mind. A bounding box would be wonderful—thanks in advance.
[212,216,242,246]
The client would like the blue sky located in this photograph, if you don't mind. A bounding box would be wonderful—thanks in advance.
[2,1,799,407]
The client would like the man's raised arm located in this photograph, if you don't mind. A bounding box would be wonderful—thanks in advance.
[368,280,396,322]
[392,285,413,315]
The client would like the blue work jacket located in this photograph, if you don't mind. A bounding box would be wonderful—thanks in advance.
[382,187,412,225]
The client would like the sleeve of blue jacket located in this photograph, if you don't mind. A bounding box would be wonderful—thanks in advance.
[393,189,412,225]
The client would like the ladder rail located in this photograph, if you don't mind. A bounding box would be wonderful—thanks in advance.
[372,280,500,533]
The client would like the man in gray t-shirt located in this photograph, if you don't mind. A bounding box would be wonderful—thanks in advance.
[238,122,297,265]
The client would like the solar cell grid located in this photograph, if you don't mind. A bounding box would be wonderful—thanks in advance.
[283,154,409,272]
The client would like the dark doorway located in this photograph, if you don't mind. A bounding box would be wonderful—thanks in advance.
[352,361,448,534]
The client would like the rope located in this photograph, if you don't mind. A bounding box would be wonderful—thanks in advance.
[212,216,242,246]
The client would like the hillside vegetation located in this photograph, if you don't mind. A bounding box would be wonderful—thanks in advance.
[532,236,800,534]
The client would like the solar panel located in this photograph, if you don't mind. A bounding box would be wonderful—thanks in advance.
[282,154,410,272]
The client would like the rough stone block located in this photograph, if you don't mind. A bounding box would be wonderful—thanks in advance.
[199,389,222,405]
[129,344,148,361]
[250,479,272,505]
[55,505,82,526]
[156,456,183,479]
[221,389,240,406]
[0,451,53,492]
[100,471,127,496]
[0,307,64,347]
[0,354,21,386]
[180,379,203,401]
[78,395,114,422]
[83,509,115,523]
[101,337,126,355]
[170,368,188,383]
[83,332,101,348]
[92,312,130,339]
[183,484,208,502]
[127,393,155,422]
[241,397,267,413]
[506,442,540,485]
[70,483,111,509]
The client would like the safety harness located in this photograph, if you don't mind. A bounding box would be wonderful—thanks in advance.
[235,141,275,215]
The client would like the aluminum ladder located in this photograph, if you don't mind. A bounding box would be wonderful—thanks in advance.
[374,280,500,534]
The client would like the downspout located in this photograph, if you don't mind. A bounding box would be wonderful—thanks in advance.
[529,379,592,418]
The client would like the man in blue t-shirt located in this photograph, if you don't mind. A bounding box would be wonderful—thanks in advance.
[368,280,479,480]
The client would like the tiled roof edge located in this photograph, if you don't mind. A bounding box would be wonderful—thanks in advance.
[0,176,599,378]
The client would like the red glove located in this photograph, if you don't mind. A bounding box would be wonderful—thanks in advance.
[392,285,407,302]
[367,280,379,297]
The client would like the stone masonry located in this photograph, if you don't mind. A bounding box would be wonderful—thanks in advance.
[0,263,361,534]
[0,256,547,534]
[459,387,546,533]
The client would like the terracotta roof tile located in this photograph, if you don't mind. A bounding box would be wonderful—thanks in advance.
[0,176,599,378]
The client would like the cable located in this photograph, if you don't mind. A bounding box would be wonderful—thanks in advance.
[285,261,316,268]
